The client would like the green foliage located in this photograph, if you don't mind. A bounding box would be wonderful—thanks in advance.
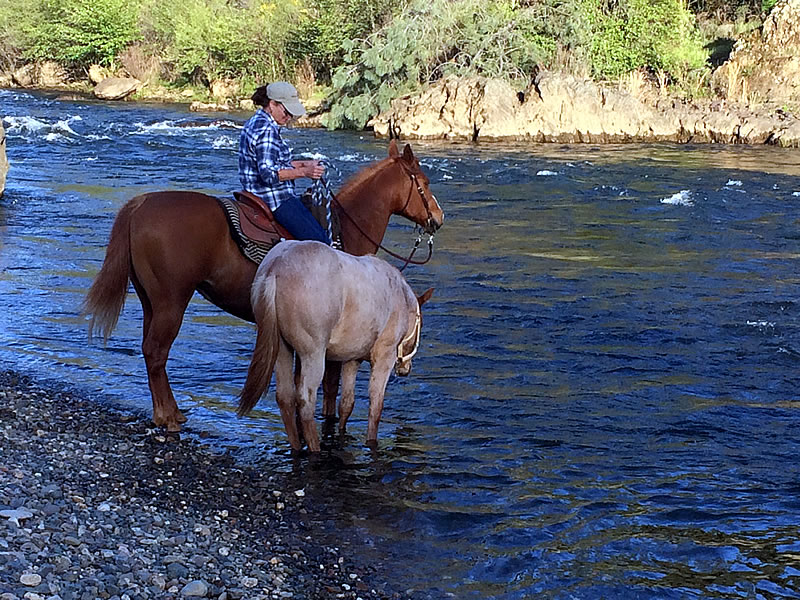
[291,0,397,81]
[576,0,707,80]
[20,0,140,69]
[0,0,24,70]
[761,0,778,13]
[140,0,303,84]
[325,0,555,129]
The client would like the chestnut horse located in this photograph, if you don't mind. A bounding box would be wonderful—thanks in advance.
[238,240,433,452]
[83,140,444,431]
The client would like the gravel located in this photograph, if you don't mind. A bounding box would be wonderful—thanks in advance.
[0,369,408,600]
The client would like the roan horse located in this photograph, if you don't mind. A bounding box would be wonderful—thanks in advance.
[238,240,433,452]
[83,140,444,431]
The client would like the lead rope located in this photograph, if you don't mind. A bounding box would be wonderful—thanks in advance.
[310,160,341,249]
[311,159,435,268]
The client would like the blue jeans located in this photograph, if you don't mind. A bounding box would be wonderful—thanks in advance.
[273,194,330,244]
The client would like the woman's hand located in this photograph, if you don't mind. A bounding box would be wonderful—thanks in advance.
[302,160,325,180]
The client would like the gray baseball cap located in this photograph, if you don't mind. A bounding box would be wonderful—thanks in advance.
[266,81,306,117]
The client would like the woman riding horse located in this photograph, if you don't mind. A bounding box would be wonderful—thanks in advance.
[239,81,330,243]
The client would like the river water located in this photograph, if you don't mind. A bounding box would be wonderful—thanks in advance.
[2,88,800,599]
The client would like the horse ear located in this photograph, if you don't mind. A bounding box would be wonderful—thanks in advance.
[417,288,434,307]
[388,139,399,157]
[403,143,415,162]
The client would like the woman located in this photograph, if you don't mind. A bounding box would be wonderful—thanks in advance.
[238,81,329,243]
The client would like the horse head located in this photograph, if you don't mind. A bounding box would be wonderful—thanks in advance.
[389,140,444,235]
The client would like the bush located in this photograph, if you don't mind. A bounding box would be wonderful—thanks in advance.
[20,0,140,70]
[325,0,554,129]
[291,0,397,82]
[577,0,707,81]
[138,0,312,85]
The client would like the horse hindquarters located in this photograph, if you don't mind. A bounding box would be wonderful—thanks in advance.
[83,196,146,341]
[239,273,281,416]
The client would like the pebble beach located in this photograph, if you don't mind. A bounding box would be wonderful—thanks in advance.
[0,369,406,600]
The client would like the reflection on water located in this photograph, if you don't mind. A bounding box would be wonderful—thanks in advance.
[2,88,800,598]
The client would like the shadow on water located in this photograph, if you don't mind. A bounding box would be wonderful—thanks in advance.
[3,88,800,598]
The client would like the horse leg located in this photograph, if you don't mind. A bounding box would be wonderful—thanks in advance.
[366,359,394,446]
[275,339,302,451]
[322,360,341,420]
[139,292,193,431]
[296,350,326,453]
[337,360,360,434]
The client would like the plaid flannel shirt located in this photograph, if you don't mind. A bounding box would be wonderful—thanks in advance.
[238,109,296,211]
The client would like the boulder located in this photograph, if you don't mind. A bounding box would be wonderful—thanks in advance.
[10,62,69,88]
[37,60,68,87]
[371,73,665,143]
[1,120,8,197]
[209,78,240,100]
[93,77,141,100]
[713,0,800,103]
[88,64,113,85]
[12,64,36,88]
[370,72,800,147]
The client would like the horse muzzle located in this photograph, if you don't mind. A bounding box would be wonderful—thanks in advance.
[395,359,412,377]
[424,213,444,234]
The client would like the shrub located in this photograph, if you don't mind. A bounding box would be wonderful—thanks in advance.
[576,0,707,81]
[140,0,304,85]
[325,0,554,129]
[20,0,140,70]
[291,0,397,82]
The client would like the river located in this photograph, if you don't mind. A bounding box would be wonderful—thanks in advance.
[2,88,800,598]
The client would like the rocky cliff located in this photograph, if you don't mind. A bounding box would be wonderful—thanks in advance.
[370,0,800,146]
[713,0,800,105]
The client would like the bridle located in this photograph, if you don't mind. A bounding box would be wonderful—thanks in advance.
[330,159,438,271]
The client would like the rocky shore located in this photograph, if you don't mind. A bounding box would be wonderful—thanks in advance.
[0,369,406,600]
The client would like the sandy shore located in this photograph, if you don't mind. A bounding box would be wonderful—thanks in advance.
[0,369,409,600]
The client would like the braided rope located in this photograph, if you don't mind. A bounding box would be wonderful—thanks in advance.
[311,160,341,248]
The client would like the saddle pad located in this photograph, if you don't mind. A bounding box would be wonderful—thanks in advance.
[217,196,280,264]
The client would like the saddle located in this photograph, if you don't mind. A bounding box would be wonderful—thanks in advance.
[232,190,291,243]
[218,190,341,265]
[217,191,288,265]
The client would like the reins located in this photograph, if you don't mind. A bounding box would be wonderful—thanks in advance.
[311,159,436,271]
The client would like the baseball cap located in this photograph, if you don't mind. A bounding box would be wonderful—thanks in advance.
[266,81,306,117]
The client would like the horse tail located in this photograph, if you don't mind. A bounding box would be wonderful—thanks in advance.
[238,273,280,416]
[82,195,146,342]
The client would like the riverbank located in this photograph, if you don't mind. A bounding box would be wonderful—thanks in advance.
[0,368,407,600]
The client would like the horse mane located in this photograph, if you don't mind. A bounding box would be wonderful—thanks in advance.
[337,156,397,198]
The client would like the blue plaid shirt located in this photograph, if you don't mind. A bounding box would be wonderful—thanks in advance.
[238,109,296,211]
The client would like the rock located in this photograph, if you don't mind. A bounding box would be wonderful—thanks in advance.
[209,79,240,100]
[180,580,208,597]
[37,61,68,87]
[93,77,141,101]
[19,573,42,586]
[370,72,800,147]
[166,562,189,580]
[9,61,68,88]
[11,64,36,87]
[0,508,33,526]
[189,101,231,112]
[88,64,113,85]
[714,0,800,104]
[0,120,8,196]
